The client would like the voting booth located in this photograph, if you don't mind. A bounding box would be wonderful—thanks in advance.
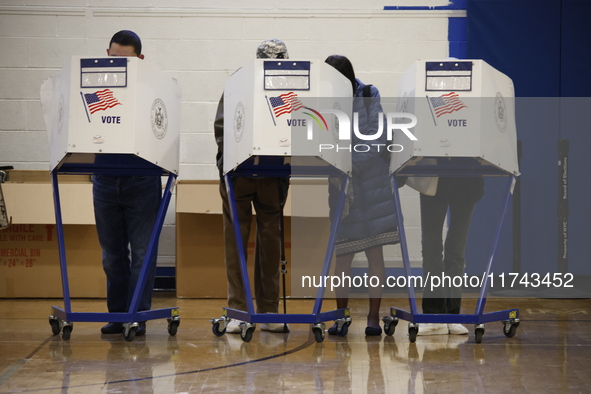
[385,59,521,343]
[223,59,352,176]
[212,59,353,342]
[391,59,519,178]
[42,56,180,175]
[40,56,181,341]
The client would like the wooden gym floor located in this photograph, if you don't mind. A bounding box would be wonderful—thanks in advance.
[0,295,590,393]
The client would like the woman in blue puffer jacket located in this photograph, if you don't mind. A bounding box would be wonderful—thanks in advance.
[325,55,400,336]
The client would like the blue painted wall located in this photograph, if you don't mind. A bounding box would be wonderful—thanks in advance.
[466,0,591,283]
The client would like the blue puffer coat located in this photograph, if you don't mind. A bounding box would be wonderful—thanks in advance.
[329,79,398,244]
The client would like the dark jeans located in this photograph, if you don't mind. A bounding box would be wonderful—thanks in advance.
[420,177,483,314]
[93,175,162,313]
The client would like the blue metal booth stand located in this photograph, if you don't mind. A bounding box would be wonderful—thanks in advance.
[384,159,520,343]
[48,155,180,341]
[210,158,351,343]
[383,58,522,343]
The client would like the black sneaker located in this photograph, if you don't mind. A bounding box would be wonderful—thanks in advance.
[101,322,124,334]
[136,322,146,337]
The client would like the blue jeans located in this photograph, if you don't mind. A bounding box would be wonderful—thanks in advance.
[92,175,162,313]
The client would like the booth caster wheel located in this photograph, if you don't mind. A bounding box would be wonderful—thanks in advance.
[475,324,485,343]
[212,322,226,337]
[333,317,351,337]
[503,319,520,338]
[51,318,73,341]
[49,315,61,336]
[240,322,256,342]
[312,323,326,342]
[383,316,398,336]
[61,322,73,341]
[167,316,180,336]
[408,323,418,343]
[124,327,137,341]
[123,322,139,342]
[210,316,230,337]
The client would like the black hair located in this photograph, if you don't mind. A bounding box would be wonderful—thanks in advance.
[325,55,356,93]
[109,30,142,56]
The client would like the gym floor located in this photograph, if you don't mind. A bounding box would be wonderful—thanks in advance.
[0,295,590,393]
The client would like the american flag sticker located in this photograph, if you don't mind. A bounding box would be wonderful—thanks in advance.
[268,92,305,118]
[80,89,122,122]
[428,92,467,118]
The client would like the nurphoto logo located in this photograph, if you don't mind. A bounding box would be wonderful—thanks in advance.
[306,110,418,153]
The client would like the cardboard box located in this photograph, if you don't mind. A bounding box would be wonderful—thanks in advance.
[175,180,284,298]
[176,212,292,299]
[0,171,105,298]
[175,180,334,299]
[0,224,105,298]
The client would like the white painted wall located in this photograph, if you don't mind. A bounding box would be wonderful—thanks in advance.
[0,1,457,268]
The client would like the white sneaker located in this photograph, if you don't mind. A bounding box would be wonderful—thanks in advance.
[260,322,290,333]
[448,323,469,335]
[225,319,243,334]
[417,323,448,336]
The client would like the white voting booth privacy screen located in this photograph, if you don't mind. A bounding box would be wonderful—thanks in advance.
[41,56,181,174]
[223,59,352,176]
[391,59,519,178]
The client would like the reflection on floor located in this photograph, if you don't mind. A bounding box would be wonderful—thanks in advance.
[0,295,590,393]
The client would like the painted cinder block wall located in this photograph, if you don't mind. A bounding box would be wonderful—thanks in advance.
[0,0,459,269]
